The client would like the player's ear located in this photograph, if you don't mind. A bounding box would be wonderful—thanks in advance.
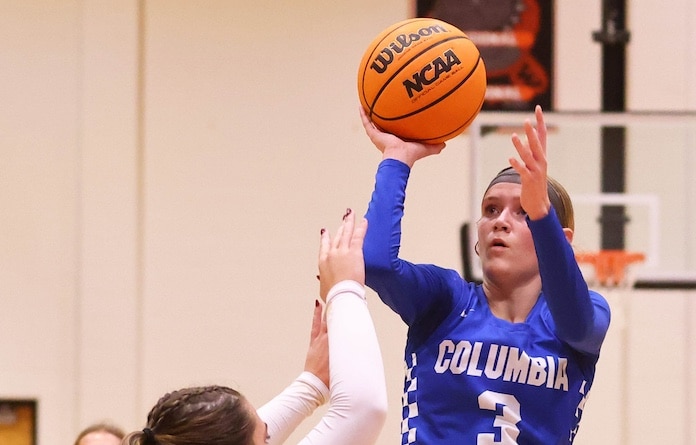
[563,228,574,244]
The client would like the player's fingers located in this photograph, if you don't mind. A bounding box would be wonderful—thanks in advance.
[524,121,545,167]
[508,156,524,174]
[339,208,354,248]
[511,120,544,176]
[510,131,533,173]
[318,227,330,261]
[332,223,345,250]
[310,300,323,342]
[535,105,547,153]
[331,211,348,250]
[359,106,378,135]
[351,217,368,249]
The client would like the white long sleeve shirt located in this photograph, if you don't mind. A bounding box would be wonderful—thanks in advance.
[257,280,387,444]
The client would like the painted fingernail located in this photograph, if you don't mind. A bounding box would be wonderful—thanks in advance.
[320,228,325,235]
[343,208,352,220]
[316,275,320,281]
[315,299,320,307]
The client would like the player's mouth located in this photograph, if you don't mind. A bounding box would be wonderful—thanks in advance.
[489,238,508,249]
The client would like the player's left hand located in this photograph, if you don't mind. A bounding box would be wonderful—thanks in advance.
[509,105,551,221]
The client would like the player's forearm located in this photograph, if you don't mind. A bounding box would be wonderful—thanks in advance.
[529,209,596,344]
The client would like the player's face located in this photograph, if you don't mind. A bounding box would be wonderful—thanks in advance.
[476,182,539,280]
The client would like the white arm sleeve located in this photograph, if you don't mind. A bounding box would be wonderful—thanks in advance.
[257,280,387,445]
[257,372,329,445]
[298,280,387,445]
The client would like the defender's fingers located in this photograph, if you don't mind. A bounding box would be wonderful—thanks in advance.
[351,217,368,248]
[310,300,323,341]
[332,219,346,250]
[318,227,330,261]
[339,209,355,248]
[331,209,351,249]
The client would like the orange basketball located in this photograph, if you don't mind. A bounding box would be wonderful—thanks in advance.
[358,18,487,144]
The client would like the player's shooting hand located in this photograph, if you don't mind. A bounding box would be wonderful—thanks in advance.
[359,106,445,168]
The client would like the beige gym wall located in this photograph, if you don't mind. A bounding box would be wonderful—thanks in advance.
[1,1,695,444]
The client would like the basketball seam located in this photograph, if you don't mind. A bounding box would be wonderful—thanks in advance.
[358,18,434,106]
[367,35,474,117]
[376,55,484,122]
[415,87,486,143]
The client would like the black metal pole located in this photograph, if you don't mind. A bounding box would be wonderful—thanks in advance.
[593,6,631,445]
[593,0,630,250]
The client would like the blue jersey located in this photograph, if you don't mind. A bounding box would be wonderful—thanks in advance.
[364,160,611,445]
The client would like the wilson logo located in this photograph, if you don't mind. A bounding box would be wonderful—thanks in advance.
[369,24,449,74]
[403,49,462,98]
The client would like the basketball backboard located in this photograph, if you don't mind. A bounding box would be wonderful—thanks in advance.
[463,110,696,289]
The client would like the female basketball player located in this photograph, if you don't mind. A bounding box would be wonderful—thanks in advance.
[122,211,387,445]
[359,105,610,444]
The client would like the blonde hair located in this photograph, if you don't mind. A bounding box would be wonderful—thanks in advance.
[74,423,125,445]
[547,175,575,231]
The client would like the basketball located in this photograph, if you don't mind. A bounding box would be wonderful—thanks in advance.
[357,18,487,144]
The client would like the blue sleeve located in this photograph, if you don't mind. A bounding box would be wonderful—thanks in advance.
[528,209,611,356]
[363,159,456,328]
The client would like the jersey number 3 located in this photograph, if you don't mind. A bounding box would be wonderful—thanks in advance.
[477,390,521,445]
